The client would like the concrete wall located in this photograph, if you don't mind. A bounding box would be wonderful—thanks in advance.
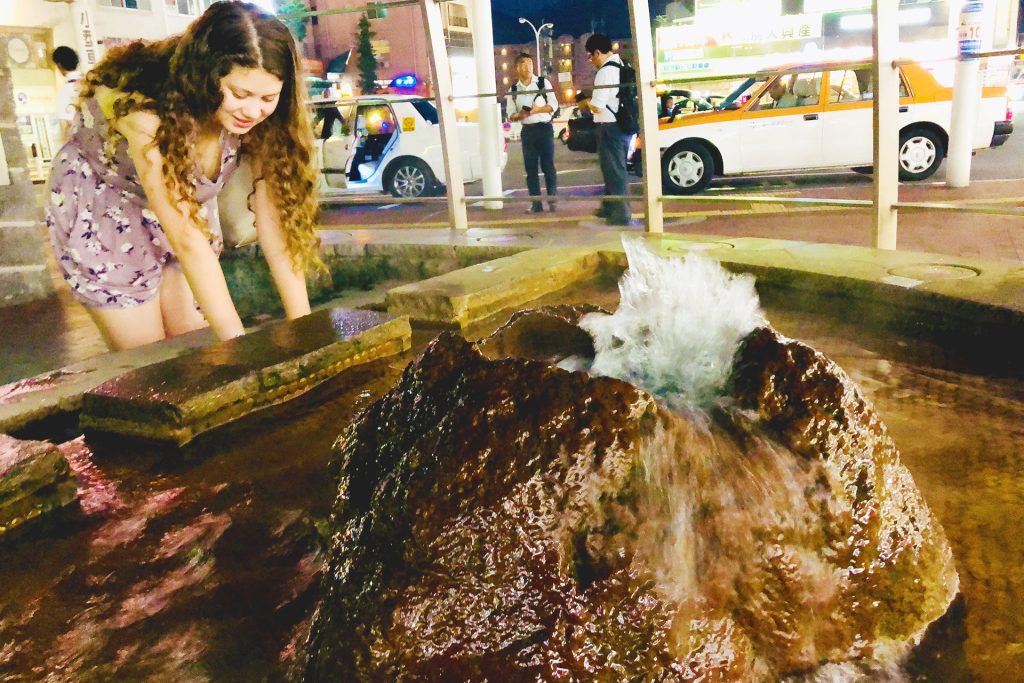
[0,39,54,308]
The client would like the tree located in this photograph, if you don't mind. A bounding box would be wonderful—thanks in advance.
[355,13,378,95]
[275,0,309,44]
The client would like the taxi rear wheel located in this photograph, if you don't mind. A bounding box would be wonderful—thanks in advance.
[387,159,436,198]
[662,141,714,194]
[898,128,944,181]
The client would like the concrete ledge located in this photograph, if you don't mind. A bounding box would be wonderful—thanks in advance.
[0,222,47,267]
[384,247,608,328]
[0,435,78,539]
[0,329,216,436]
[79,308,411,446]
[0,265,55,307]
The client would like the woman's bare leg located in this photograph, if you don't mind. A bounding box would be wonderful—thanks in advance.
[160,264,210,337]
[86,297,166,351]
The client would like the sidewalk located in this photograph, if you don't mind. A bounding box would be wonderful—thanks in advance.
[3,177,1021,386]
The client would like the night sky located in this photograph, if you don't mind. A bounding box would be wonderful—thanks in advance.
[491,0,640,42]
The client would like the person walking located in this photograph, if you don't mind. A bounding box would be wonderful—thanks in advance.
[506,53,559,213]
[51,46,82,142]
[585,34,631,226]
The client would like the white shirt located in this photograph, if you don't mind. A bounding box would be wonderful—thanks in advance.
[505,76,559,125]
[590,55,622,124]
[55,71,82,122]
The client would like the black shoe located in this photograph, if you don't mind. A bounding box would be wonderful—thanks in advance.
[547,201,557,212]
[527,203,544,214]
[594,207,610,219]
[605,215,632,226]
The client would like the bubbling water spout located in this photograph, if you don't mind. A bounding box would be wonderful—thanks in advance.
[576,236,765,411]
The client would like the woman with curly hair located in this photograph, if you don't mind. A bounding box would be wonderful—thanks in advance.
[47,0,320,350]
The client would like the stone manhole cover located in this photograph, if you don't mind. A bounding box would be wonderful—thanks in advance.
[665,240,735,253]
[886,264,980,281]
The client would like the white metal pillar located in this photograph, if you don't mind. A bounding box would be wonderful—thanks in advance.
[470,0,503,210]
[947,1,986,188]
[420,0,469,230]
[872,0,899,250]
[626,0,663,233]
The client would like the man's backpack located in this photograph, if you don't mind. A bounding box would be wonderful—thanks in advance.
[600,60,639,135]
[511,76,561,119]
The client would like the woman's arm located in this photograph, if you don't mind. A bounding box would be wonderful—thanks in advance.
[120,111,246,341]
[252,174,311,320]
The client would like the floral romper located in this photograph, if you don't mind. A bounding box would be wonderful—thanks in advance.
[46,96,240,308]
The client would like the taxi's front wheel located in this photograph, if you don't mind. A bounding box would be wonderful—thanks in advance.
[662,141,714,194]
[898,128,944,181]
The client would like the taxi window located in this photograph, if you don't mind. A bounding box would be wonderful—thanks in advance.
[831,68,910,102]
[828,70,865,103]
[750,72,821,110]
[356,105,397,135]
[411,100,439,124]
[337,104,355,135]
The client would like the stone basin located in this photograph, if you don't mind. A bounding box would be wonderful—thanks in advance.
[79,308,412,446]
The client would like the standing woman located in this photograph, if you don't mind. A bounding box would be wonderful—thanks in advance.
[47,1,320,351]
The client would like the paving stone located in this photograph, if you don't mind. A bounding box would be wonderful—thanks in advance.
[0,434,78,539]
[80,308,412,446]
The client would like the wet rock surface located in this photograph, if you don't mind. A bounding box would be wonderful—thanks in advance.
[301,308,958,681]
[0,435,78,539]
[80,308,412,445]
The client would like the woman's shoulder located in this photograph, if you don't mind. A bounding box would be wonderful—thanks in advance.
[94,85,160,139]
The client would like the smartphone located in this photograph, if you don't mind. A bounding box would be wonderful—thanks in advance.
[521,105,532,113]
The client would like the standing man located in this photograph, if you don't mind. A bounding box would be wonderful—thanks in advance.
[506,53,559,213]
[51,46,81,143]
[585,34,631,226]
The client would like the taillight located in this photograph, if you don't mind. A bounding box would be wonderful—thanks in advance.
[1006,102,1014,122]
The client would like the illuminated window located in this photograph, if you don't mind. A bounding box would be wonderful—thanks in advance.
[501,62,507,70]
[564,88,574,97]
[502,76,509,85]
[612,42,620,51]
[99,0,153,8]
[501,48,507,56]
[562,44,571,54]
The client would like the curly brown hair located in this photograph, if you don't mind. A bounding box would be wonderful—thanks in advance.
[80,1,321,272]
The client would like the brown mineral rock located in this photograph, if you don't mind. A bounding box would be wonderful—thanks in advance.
[299,312,957,682]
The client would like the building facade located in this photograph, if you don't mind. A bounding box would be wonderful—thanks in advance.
[0,0,243,180]
[654,0,1021,87]
[308,0,475,99]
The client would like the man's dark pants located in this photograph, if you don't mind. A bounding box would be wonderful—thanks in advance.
[521,121,557,211]
[596,122,631,224]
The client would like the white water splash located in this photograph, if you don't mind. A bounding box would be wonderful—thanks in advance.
[575,236,765,410]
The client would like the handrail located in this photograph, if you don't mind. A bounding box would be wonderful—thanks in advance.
[318,193,1024,219]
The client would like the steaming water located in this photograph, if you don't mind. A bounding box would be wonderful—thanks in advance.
[566,239,948,678]
[572,236,765,411]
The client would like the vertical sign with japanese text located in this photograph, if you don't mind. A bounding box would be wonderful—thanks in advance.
[73,0,102,69]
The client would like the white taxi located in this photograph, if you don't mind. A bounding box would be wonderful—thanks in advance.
[315,95,508,199]
[658,60,1013,194]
